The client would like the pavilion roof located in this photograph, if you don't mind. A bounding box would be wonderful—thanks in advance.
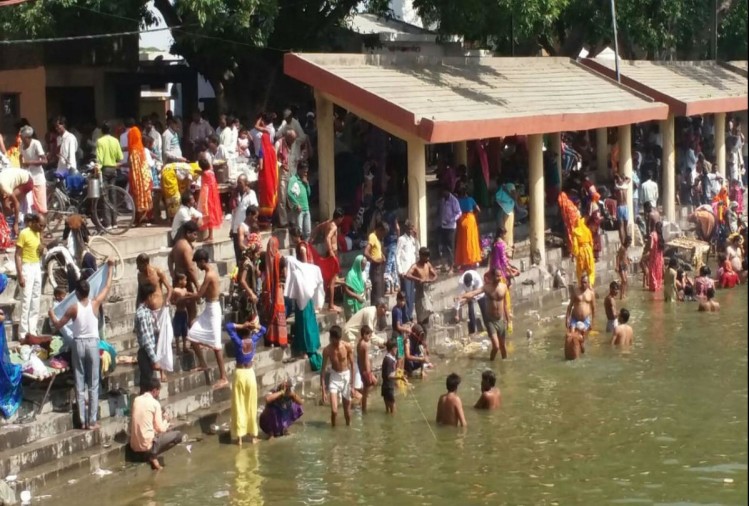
[580,59,748,117]
[284,53,668,143]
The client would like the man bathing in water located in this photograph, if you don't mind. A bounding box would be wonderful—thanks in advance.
[463,268,510,360]
[356,325,377,414]
[136,253,172,312]
[604,281,619,333]
[321,325,355,427]
[168,221,200,325]
[179,249,228,389]
[436,373,467,427]
[565,273,595,333]
[474,370,501,410]
[310,208,345,313]
[698,287,720,312]
[565,322,586,360]
[615,236,631,299]
[613,173,632,245]
[610,308,634,346]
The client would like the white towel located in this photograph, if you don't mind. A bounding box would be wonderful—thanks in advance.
[284,255,325,310]
[156,307,174,371]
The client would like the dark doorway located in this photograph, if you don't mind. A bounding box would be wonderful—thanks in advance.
[46,87,95,129]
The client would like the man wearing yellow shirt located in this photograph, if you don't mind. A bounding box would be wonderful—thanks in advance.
[96,122,125,228]
[15,214,46,340]
[364,221,388,305]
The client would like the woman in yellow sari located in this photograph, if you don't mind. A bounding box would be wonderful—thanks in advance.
[160,162,199,218]
[571,216,596,286]
[127,127,153,225]
[454,183,482,268]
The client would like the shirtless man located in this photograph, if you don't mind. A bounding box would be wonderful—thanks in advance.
[565,273,595,334]
[465,268,510,361]
[310,208,345,312]
[436,373,467,427]
[613,173,632,245]
[611,308,634,346]
[404,247,438,326]
[474,370,501,410]
[136,253,172,311]
[565,322,586,360]
[356,325,376,414]
[321,325,355,427]
[698,287,720,312]
[616,236,631,299]
[643,201,661,238]
[168,220,200,325]
[604,281,619,333]
[181,248,228,389]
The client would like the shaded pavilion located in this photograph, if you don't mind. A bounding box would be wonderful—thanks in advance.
[285,53,668,265]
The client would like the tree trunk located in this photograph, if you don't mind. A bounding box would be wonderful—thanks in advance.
[210,78,227,114]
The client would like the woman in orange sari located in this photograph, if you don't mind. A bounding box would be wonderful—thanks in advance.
[197,157,222,242]
[127,127,153,226]
[454,183,482,268]
[557,190,581,256]
[261,237,288,347]
[572,216,596,287]
[257,128,278,229]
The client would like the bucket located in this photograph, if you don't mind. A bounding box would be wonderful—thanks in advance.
[87,177,102,199]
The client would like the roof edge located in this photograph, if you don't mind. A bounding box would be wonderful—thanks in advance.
[718,60,748,78]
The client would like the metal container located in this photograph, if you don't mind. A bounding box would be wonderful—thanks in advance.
[87,177,102,199]
[215,164,228,184]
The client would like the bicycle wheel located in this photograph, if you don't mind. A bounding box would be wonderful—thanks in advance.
[46,188,67,234]
[93,185,135,235]
[87,235,125,281]
[43,257,69,295]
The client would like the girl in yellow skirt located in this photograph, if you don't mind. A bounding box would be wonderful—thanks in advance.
[454,184,482,268]
[226,316,266,445]
[571,216,596,287]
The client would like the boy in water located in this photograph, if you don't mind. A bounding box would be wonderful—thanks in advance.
[170,273,192,354]
[320,325,355,427]
[615,236,631,300]
[474,370,501,410]
[436,373,467,427]
[604,281,620,333]
[698,287,721,312]
[611,308,634,346]
[381,339,399,414]
[564,322,586,361]
[356,325,377,414]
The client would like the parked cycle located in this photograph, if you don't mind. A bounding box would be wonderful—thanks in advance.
[46,163,135,235]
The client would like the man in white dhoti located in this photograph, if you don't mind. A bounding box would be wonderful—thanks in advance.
[182,249,228,389]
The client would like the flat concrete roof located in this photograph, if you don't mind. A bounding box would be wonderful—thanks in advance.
[284,53,668,143]
[581,59,748,116]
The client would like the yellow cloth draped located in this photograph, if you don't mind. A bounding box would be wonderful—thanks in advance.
[160,162,199,218]
[231,368,258,439]
[455,212,482,266]
[571,219,595,286]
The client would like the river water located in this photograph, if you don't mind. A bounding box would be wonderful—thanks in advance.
[52,288,747,506]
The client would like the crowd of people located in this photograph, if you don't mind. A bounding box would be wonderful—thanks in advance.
[0,106,746,467]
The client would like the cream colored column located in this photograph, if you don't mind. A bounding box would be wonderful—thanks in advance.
[618,124,634,241]
[454,141,468,167]
[661,113,676,223]
[550,132,563,184]
[715,112,726,179]
[528,134,546,266]
[408,139,428,245]
[596,127,608,180]
[314,91,335,221]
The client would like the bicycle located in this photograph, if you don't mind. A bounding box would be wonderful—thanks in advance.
[43,232,125,295]
[46,164,135,236]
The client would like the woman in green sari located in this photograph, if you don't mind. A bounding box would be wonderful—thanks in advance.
[343,255,368,320]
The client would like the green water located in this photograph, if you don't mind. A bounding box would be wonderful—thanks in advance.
[53,288,748,506]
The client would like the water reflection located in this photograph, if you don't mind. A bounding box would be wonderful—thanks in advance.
[231,449,263,506]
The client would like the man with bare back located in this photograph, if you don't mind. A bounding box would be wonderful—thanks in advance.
[320,325,355,427]
[180,248,228,389]
[436,373,467,427]
[614,173,632,244]
[310,208,345,312]
[565,273,595,334]
[356,325,376,414]
[168,220,200,325]
[610,308,634,346]
[136,253,172,313]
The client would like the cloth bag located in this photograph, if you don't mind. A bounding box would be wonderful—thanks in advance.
[156,307,174,372]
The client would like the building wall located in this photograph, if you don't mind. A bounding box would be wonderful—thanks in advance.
[0,67,47,138]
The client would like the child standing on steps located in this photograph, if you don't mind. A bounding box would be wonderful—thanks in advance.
[170,273,192,354]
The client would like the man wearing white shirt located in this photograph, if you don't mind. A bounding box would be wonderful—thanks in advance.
[455,270,485,335]
[395,220,420,321]
[144,118,162,162]
[55,116,78,176]
[639,170,659,209]
[119,118,134,163]
[170,193,202,245]
[162,118,185,164]
[229,174,258,263]
[276,107,310,177]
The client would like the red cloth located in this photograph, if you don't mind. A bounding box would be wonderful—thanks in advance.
[301,241,340,289]
[648,232,664,292]
[558,191,581,254]
[0,214,12,249]
[258,132,278,221]
[262,237,288,347]
[720,261,739,288]
[198,169,222,230]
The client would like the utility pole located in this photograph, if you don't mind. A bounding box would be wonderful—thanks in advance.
[610,0,621,82]
[713,0,719,60]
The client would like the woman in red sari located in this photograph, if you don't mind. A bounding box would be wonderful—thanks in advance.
[261,236,288,347]
[127,127,153,226]
[257,128,278,229]
[557,190,581,257]
[647,221,665,292]
[197,157,222,242]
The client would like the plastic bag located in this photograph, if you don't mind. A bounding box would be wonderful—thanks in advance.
[156,307,174,372]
